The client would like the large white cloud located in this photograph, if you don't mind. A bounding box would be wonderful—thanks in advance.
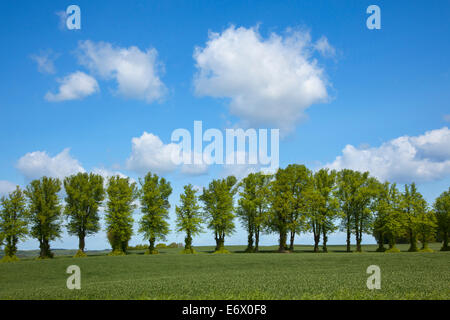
[193,26,330,133]
[325,127,450,183]
[77,40,167,103]
[16,148,85,180]
[45,71,99,102]
[126,132,208,176]
[0,180,17,196]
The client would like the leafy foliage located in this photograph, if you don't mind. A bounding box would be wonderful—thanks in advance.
[200,176,237,252]
[0,186,28,258]
[176,184,202,253]
[64,173,105,252]
[105,176,138,255]
[139,172,172,254]
[25,177,62,259]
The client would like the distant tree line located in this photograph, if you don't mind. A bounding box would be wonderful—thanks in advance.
[0,166,449,261]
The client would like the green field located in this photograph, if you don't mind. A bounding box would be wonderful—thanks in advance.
[0,243,449,300]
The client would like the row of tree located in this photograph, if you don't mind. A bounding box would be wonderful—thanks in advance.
[0,166,449,260]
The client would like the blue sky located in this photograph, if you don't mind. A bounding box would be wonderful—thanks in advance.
[0,1,449,250]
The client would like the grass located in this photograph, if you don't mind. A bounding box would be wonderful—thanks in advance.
[0,243,448,300]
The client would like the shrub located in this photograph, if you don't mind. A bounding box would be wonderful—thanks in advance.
[74,249,87,258]
[156,243,167,249]
[0,255,19,263]
[385,247,401,253]
[108,249,126,256]
[127,244,148,250]
[145,249,159,255]
[213,248,231,254]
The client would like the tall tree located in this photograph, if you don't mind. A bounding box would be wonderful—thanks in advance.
[176,184,202,253]
[372,182,390,252]
[64,173,105,256]
[0,186,28,261]
[200,176,237,253]
[416,208,437,252]
[374,183,406,252]
[25,177,62,259]
[401,183,427,252]
[237,172,271,252]
[313,169,339,253]
[139,172,172,254]
[268,166,309,253]
[105,176,138,255]
[335,170,377,252]
[433,188,450,251]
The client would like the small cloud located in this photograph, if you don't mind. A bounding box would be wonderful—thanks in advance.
[77,40,167,103]
[55,10,67,30]
[314,36,336,58]
[16,148,85,181]
[30,50,58,74]
[45,71,99,102]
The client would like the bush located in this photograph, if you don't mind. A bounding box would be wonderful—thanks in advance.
[419,247,434,253]
[127,244,148,250]
[156,243,167,249]
[385,247,401,253]
[213,248,231,254]
[108,249,126,256]
[74,250,87,258]
[0,255,19,263]
[145,249,159,255]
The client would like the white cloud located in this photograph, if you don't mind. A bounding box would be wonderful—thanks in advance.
[0,180,17,196]
[45,71,99,102]
[77,40,167,103]
[325,127,450,183]
[30,51,58,74]
[314,36,336,58]
[126,132,209,176]
[55,10,67,30]
[193,26,330,133]
[16,148,85,180]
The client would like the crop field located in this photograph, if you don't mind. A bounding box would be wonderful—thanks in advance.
[0,243,448,300]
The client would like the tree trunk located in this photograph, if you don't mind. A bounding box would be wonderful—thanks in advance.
[245,221,254,253]
[441,231,449,251]
[216,236,225,251]
[408,230,418,252]
[254,227,260,253]
[78,234,86,252]
[148,237,156,253]
[185,230,192,251]
[376,232,385,252]
[278,231,287,252]
[346,215,351,252]
[39,239,52,259]
[289,230,295,252]
[322,229,328,253]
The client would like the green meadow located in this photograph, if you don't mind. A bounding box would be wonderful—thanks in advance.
[0,243,448,300]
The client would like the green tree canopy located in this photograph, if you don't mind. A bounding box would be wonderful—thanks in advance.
[105,175,138,255]
[25,177,62,259]
[433,187,450,251]
[200,175,237,253]
[64,172,105,255]
[237,172,272,252]
[139,172,172,254]
[176,184,202,253]
[0,186,29,260]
